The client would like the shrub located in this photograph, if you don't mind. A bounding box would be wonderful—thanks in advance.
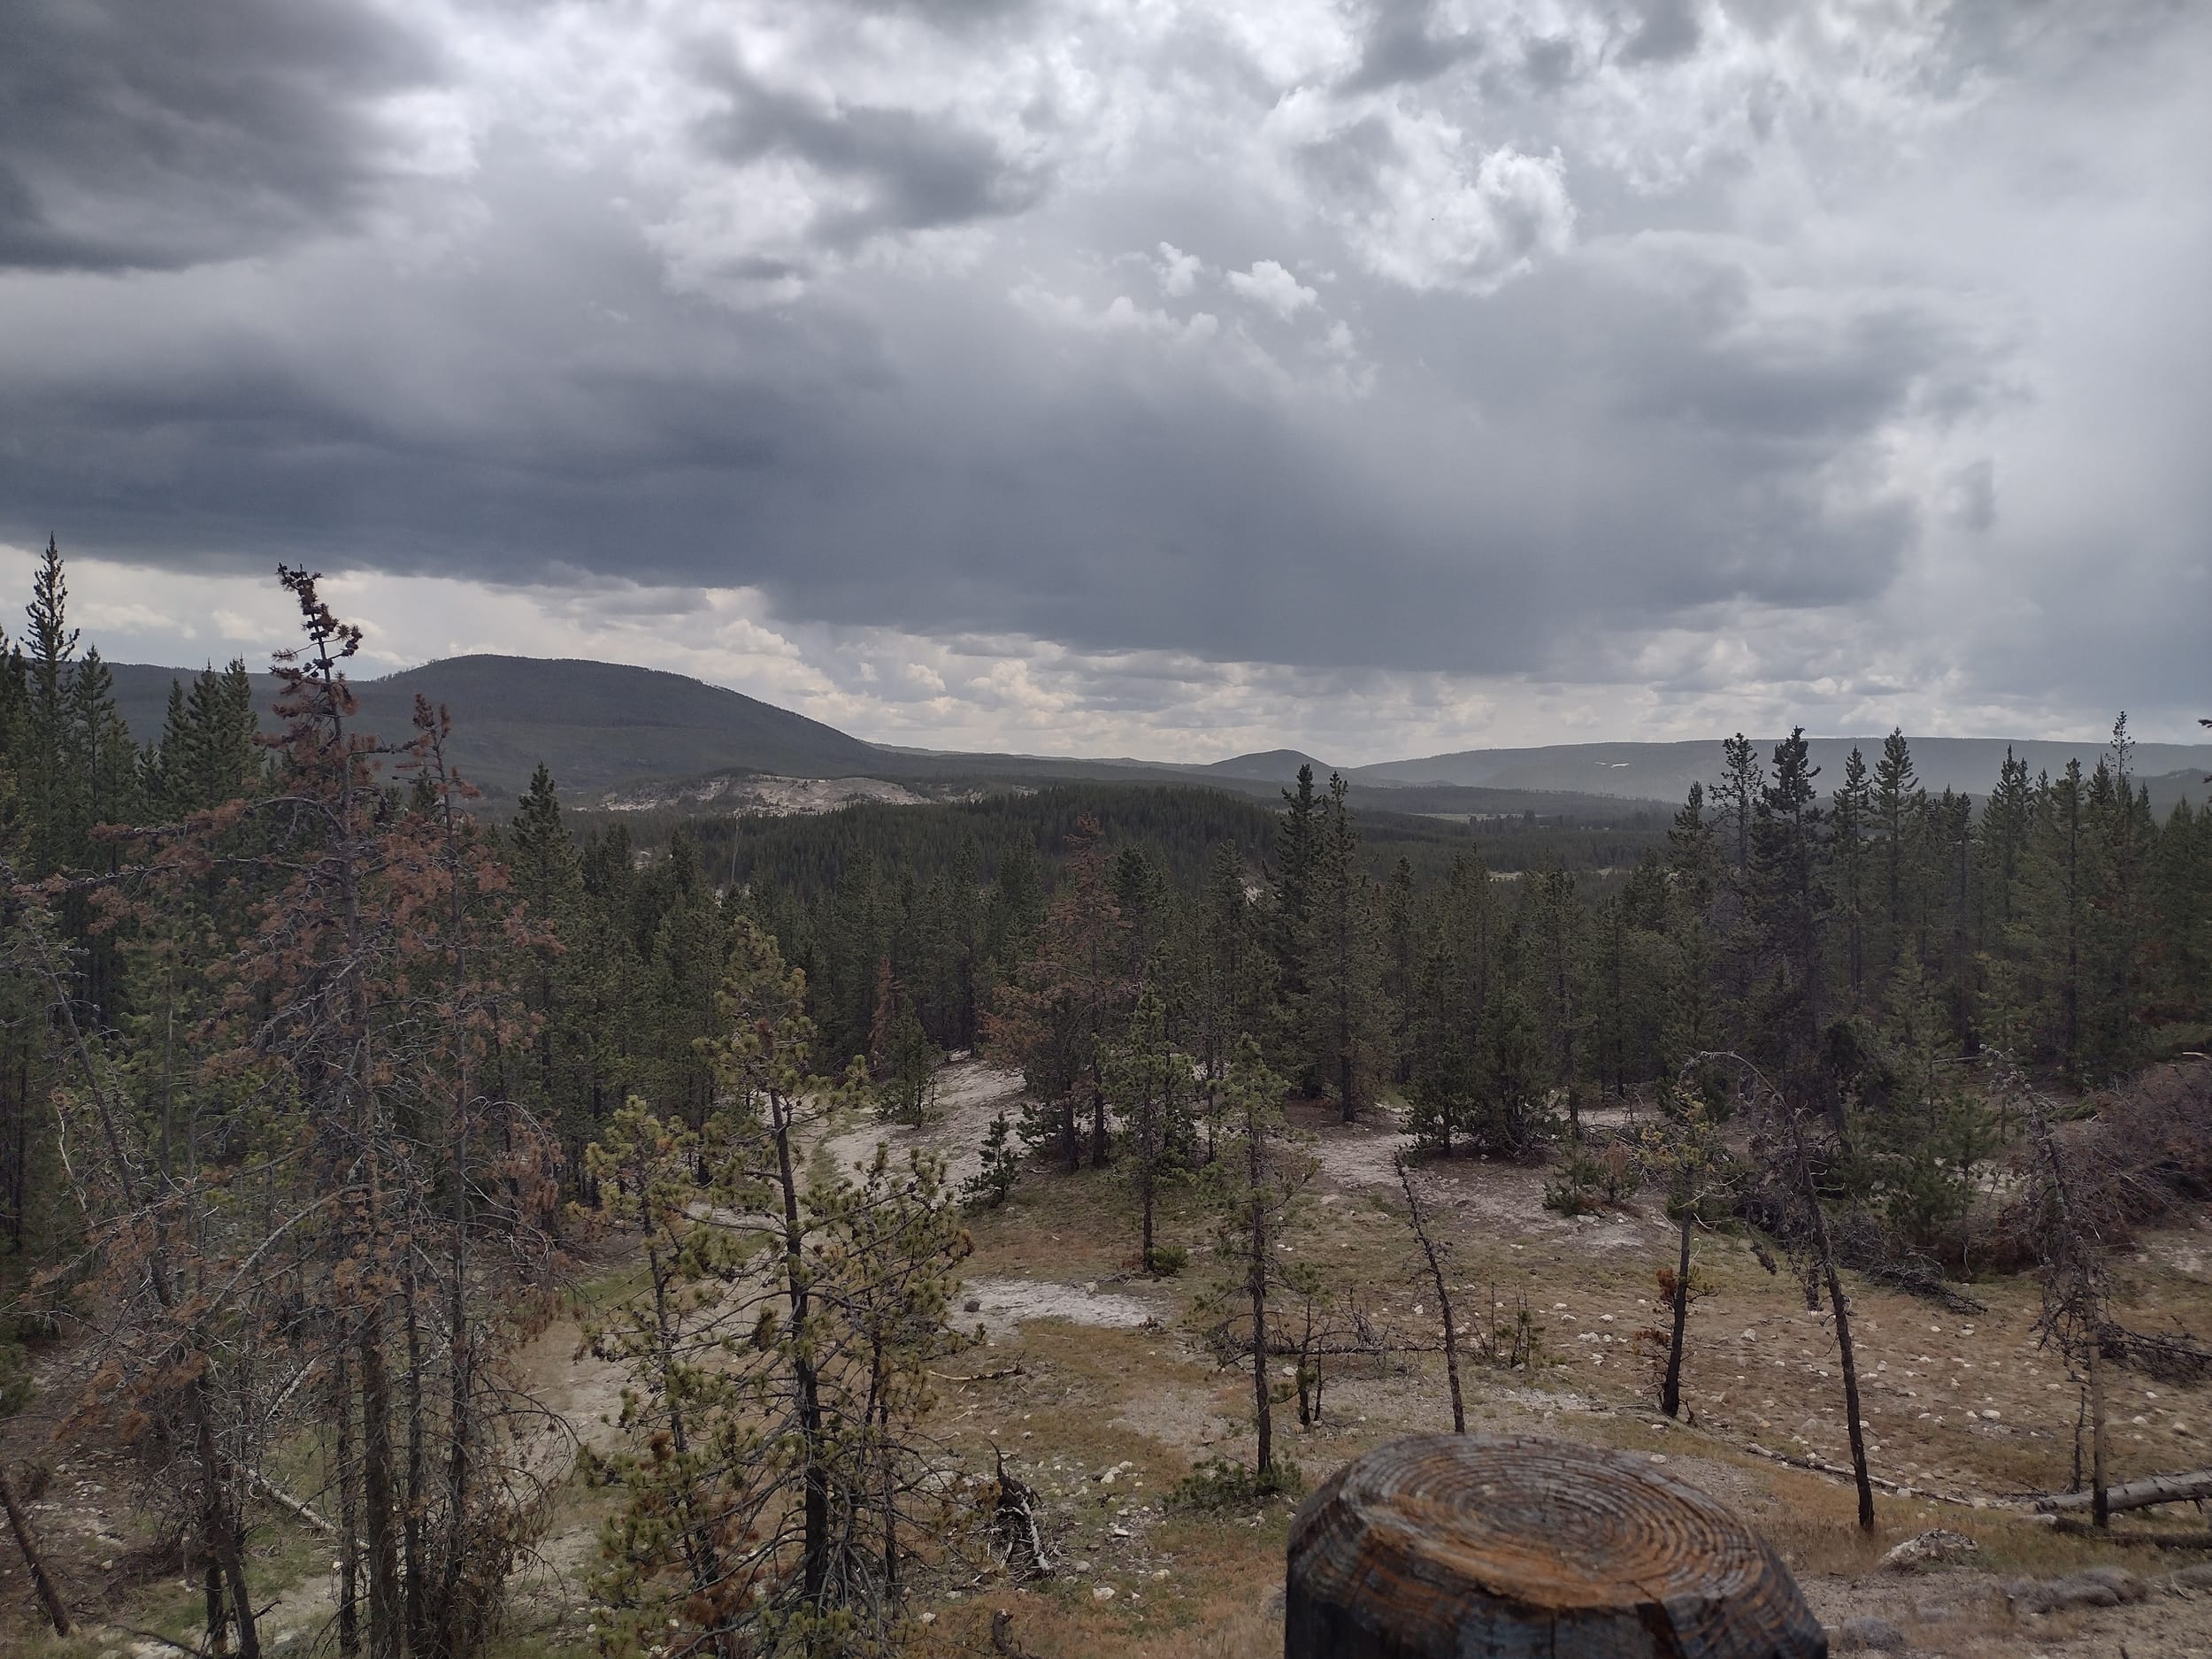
[1171,1455,1302,1509]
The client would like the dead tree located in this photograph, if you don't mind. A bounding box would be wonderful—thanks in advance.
[1394,1153,1465,1433]
[1698,1052,1875,1532]
[1638,1097,1733,1421]
[1996,1051,2114,1526]
[0,1462,70,1635]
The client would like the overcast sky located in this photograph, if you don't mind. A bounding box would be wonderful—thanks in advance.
[2,0,2206,763]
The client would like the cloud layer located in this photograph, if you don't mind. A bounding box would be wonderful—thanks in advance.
[2,0,2206,757]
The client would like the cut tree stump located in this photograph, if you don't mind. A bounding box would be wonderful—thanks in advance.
[1286,1433,1823,1658]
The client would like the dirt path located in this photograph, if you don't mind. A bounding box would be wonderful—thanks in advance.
[819,1056,1025,1190]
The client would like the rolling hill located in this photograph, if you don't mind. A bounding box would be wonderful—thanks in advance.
[102,654,2212,812]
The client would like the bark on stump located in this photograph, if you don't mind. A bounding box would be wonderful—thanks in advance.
[1285,1433,1824,1658]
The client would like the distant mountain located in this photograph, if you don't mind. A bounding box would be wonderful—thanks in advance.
[100,654,2212,812]
[108,655,879,800]
[1353,736,2212,803]
[1201,749,1340,783]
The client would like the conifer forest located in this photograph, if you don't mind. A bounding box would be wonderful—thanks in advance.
[4,547,2212,1658]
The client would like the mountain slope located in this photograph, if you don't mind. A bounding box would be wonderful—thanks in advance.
[103,655,2212,811]
[1353,735,2212,803]
[109,655,881,799]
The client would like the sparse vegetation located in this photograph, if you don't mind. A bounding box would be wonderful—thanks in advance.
[5,550,2212,1655]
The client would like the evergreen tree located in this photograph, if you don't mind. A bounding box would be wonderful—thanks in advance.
[1270,764,1320,1084]
[1524,861,1587,1133]
[1747,729,1827,1097]
[1199,1036,1310,1487]
[1831,748,1871,1010]
[1108,987,1193,1271]
[1303,774,1388,1123]
[1873,728,1921,984]
[1404,851,1498,1155]
[985,821,1128,1171]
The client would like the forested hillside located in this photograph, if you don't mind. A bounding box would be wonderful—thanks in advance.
[4,549,2212,1659]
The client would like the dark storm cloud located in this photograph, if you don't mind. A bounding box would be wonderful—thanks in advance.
[1339,0,1484,95]
[0,193,1976,677]
[0,0,2205,741]
[690,55,1052,254]
[0,0,440,273]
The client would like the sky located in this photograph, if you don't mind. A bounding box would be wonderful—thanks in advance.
[2,0,2207,764]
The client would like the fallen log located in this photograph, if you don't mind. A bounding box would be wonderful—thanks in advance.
[1739,1441,1979,1507]
[2038,1468,2212,1515]
[0,1463,71,1636]
[2048,1517,2212,1548]
[2101,1325,2212,1383]
[251,1473,335,1534]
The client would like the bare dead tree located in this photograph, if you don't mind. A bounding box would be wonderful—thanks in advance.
[0,1461,70,1635]
[1640,1094,1734,1421]
[1993,1050,2113,1526]
[1394,1152,1465,1432]
[1696,1051,1875,1532]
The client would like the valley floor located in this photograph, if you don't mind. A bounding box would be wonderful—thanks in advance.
[11,1058,2212,1658]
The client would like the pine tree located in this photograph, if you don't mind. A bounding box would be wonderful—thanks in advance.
[1187,841,1269,1161]
[1831,749,1871,1010]
[1715,733,1763,875]
[1747,729,1828,1096]
[1382,856,1417,1083]
[984,821,1128,1171]
[1199,1036,1310,1488]
[1303,774,1388,1123]
[1873,728,1920,985]
[1404,851,1498,1155]
[1665,784,1723,1082]
[1109,987,1192,1271]
[1270,765,1321,1085]
[1525,861,1587,1133]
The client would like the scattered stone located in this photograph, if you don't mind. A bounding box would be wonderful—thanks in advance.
[1879,1529,1980,1572]
[2006,1565,2148,1613]
[2162,1561,2212,1594]
[1092,1585,1115,1601]
[1832,1615,1909,1652]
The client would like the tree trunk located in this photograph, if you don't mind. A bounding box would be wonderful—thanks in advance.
[1286,1433,1824,1659]
[1398,1160,1463,1434]
[770,1091,831,1604]
[1090,1082,1110,1169]
[359,1311,403,1659]
[1821,1253,1876,1533]
[2090,1335,2110,1529]
[0,1462,71,1636]
[1250,1128,1272,1477]
[1661,1211,1693,1418]
[335,1337,360,1659]
[2038,1466,2212,1514]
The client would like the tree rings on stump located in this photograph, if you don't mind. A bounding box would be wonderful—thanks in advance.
[1286,1432,1824,1658]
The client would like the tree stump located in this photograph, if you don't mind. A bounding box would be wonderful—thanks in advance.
[1285,1433,1824,1658]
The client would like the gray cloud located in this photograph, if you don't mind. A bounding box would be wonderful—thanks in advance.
[689,55,1053,256]
[1339,0,1485,94]
[0,0,440,272]
[0,0,2206,747]
[1617,0,1701,66]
